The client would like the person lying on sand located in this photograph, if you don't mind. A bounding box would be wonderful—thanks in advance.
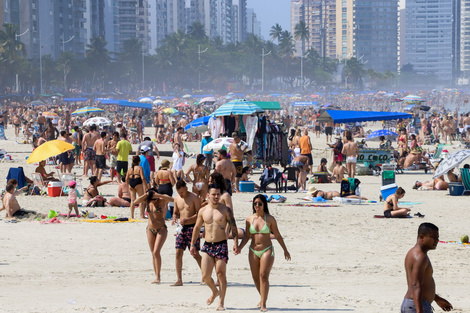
[309,186,368,200]
[413,165,449,191]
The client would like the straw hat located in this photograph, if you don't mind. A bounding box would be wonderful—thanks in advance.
[161,159,170,169]
[308,186,317,194]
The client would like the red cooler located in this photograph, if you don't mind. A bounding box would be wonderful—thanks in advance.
[48,181,64,197]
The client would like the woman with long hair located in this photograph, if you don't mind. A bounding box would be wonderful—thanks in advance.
[135,189,173,284]
[126,156,148,219]
[238,194,291,312]
[185,154,210,201]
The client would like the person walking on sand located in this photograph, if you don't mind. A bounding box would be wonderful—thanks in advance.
[93,131,108,182]
[238,194,291,312]
[135,189,174,284]
[171,180,202,286]
[342,132,358,178]
[67,181,80,218]
[229,132,247,192]
[401,223,453,313]
[190,183,239,311]
[215,150,236,196]
[299,129,313,175]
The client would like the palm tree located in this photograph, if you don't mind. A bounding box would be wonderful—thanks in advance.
[278,30,295,57]
[0,23,25,61]
[188,22,207,41]
[269,24,283,43]
[294,21,309,56]
[57,52,75,89]
[343,57,365,89]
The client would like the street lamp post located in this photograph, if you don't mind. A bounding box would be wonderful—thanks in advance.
[196,45,208,90]
[15,28,29,92]
[60,35,74,89]
[261,48,271,92]
[142,43,145,91]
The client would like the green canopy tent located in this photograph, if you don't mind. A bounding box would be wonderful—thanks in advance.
[251,101,281,111]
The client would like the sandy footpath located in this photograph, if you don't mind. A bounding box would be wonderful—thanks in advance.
[1,124,469,313]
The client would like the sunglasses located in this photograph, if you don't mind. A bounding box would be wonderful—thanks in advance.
[254,202,263,207]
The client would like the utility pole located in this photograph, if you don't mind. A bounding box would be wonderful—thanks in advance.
[15,28,29,92]
[142,43,145,91]
[261,48,271,92]
[60,35,74,89]
[196,44,208,90]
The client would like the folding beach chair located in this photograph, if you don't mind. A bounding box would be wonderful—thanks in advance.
[29,173,47,195]
[282,167,300,193]
[6,167,28,189]
[60,173,83,196]
[460,168,470,195]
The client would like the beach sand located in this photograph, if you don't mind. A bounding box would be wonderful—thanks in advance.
[1,124,469,313]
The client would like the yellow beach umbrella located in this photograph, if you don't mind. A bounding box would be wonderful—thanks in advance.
[42,112,59,119]
[26,140,75,164]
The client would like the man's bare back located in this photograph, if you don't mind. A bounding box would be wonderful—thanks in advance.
[342,141,358,157]
[215,159,236,181]
[94,138,106,156]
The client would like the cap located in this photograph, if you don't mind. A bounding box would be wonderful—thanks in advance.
[203,131,211,137]
[140,145,150,153]
[161,159,170,169]
[69,180,76,187]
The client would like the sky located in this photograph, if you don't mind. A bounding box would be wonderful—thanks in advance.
[247,0,406,41]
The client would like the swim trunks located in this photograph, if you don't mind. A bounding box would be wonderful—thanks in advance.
[201,240,229,263]
[400,298,433,313]
[325,126,333,136]
[225,179,232,196]
[116,161,129,176]
[233,161,243,178]
[292,161,305,168]
[175,224,200,251]
[95,154,106,169]
[83,147,96,161]
[346,156,357,164]
[301,153,313,167]
[110,155,117,168]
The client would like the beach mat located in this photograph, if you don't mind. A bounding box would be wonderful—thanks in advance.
[398,202,422,206]
[439,241,470,247]
[79,218,143,223]
[374,215,413,218]
[285,203,340,207]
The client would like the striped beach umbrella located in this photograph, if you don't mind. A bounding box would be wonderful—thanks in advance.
[71,107,104,116]
[42,112,59,119]
[211,99,264,117]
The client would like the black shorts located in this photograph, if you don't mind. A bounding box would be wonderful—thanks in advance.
[233,161,243,178]
[58,152,74,165]
[116,161,128,176]
[95,155,106,169]
[225,179,232,196]
[384,209,392,218]
[315,126,321,131]
[301,154,313,167]
[325,127,333,136]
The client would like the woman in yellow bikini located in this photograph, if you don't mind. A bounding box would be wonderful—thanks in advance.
[238,194,291,312]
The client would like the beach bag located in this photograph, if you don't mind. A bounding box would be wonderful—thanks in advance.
[86,195,106,207]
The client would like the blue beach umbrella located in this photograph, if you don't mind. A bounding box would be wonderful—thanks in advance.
[184,116,210,134]
[366,129,399,141]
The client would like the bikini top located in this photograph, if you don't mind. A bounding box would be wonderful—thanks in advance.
[249,216,270,234]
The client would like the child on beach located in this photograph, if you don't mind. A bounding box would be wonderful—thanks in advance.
[67,181,80,218]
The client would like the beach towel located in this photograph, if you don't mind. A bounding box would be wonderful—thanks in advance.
[439,240,470,247]
[79,218,143,223]
[285,203,340,207]
[267,195,286,203]
[374,215,412,218]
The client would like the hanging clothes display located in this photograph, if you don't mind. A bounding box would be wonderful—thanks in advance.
[253,117,288,166]
[244,115,258,150]
[224,115,236,135]
[208,116,222,139]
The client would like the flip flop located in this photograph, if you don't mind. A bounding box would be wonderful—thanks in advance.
[414,212,425,218]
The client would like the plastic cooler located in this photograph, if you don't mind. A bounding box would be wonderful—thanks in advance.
[380,183,397,200]
[239,181,255,192]
[449,182,464,196]
[48,181,64,197]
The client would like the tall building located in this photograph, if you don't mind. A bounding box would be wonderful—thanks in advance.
[291,0,336,58]
[404,0,454,81]
[335,0,353,60]
[233,0,247,41]
[84,0,105,43]
[153,0,186,49]
[203,0,233,43]
[246,8,261,38]
[353,0,398,73]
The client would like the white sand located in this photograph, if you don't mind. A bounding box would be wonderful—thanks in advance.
[1,124,469,313]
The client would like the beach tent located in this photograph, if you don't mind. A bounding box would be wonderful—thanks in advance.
[316,110,412,124]
[292,101,318,107]
[252,101,281,110]
[118,101,152,109]
[63,98,88,102]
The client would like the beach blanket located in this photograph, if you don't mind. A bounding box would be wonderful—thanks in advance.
[374,215,413,218]
[79,218,143,223]
[439,240,470,247]
[285,203,340,207]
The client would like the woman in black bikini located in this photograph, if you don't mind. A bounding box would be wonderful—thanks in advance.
[135,189,173,284]
[383,187,409,218]
[126,156,148,219]
[154,159,175,197]
[83,176,112,206]
[185,154,210,201]
[108,176,132,207]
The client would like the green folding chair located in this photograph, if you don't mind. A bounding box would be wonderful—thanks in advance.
[460,168,470,195]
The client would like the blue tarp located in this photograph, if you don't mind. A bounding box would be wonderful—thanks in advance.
[292,101,318,107]
[99,99,122,104]
[63,98,88,102]
[118,101,152,109]
[317,110,412,123]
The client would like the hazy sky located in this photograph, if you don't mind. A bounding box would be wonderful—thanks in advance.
[247,0,406,40]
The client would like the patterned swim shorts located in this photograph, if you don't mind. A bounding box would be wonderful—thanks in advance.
[201,240,229,263]
[83,147,96,161]
[175,224,200,251]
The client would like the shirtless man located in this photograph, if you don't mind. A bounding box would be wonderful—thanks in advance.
[57,131,74,173]
[82,125,100,177]
[292,155,310,191]
[171,180,202,286]
[3,184,36,218]
[93,131,108,181]
[107,132,120,182]
[174,127,184,149]
[179,117,189,129]
[401,223,453,313]
[342,133,358,178]
[325,120,334,143]
[463,113,470,133]
[214,150,236,196]
[229,132,247,192]
[331,161,347,183]
[190,183,239,311]
[12,113,21,137]
[37,113,46,134]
